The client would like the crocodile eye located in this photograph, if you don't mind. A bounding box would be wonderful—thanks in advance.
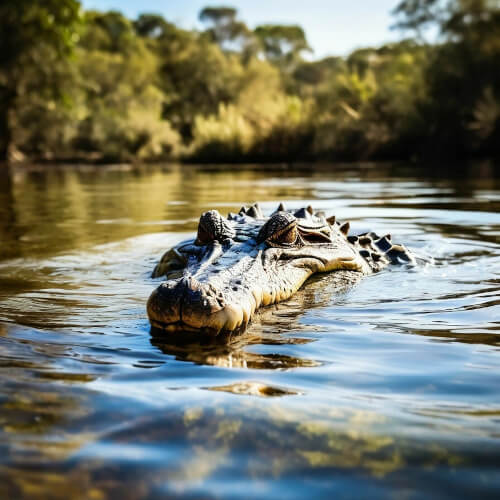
[257,212,298,245]
[269,222,297,244]
[195,210,235,246]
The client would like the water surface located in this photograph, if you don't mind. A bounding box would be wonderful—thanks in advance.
[0,162,499,499]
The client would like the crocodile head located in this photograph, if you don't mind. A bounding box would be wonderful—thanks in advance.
[147,203,413,335]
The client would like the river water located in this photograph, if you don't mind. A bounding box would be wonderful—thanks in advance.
[0,162,498,499]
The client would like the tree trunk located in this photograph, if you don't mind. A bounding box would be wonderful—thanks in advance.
[0,85,15,163]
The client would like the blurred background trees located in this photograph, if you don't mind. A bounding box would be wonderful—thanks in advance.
[0,0,498,163]
[0,0,81,161]
[393,0,500,156]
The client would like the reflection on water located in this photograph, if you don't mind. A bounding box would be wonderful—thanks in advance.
[0,162,499,499]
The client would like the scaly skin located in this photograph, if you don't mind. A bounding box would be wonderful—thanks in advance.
[147,203,414,335]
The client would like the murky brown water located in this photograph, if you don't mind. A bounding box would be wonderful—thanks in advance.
[0,162,499,499]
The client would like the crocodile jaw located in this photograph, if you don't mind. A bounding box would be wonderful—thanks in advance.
[147,247,365,334]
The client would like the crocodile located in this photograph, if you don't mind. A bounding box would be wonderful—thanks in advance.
[147,203,414,335]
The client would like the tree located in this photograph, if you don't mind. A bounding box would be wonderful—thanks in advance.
[199,6,255,57]
[74,10,180,160]
[254,24,311,70]
[153,29,244,139]
[393,0,499,40]
[0,0,81,161]
[200,7,240,44]
[393,0,500,155]
[133,14,173,39]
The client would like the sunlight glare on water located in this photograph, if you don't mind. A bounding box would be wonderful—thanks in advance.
[0,163,499,499]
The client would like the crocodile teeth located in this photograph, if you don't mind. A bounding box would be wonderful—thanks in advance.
[340,222,350,235]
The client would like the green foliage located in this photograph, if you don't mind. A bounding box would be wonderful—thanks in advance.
[2,2,499,162]
[133,14,172,39]
[0,0,81,160]
[159,37,244,138]
[198,7,257,64]
[0,0,81,67]
[393,0,500,155]
[199,7,245,45]
[190,59,314,159]
[254,24,312,71]
[73,11,180,160]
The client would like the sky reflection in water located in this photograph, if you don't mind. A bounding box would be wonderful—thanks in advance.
[0,163,499,499]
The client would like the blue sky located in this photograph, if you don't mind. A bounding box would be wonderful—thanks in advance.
[81,0,406,58]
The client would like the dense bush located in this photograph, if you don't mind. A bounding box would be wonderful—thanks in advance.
[0,1,498,162]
